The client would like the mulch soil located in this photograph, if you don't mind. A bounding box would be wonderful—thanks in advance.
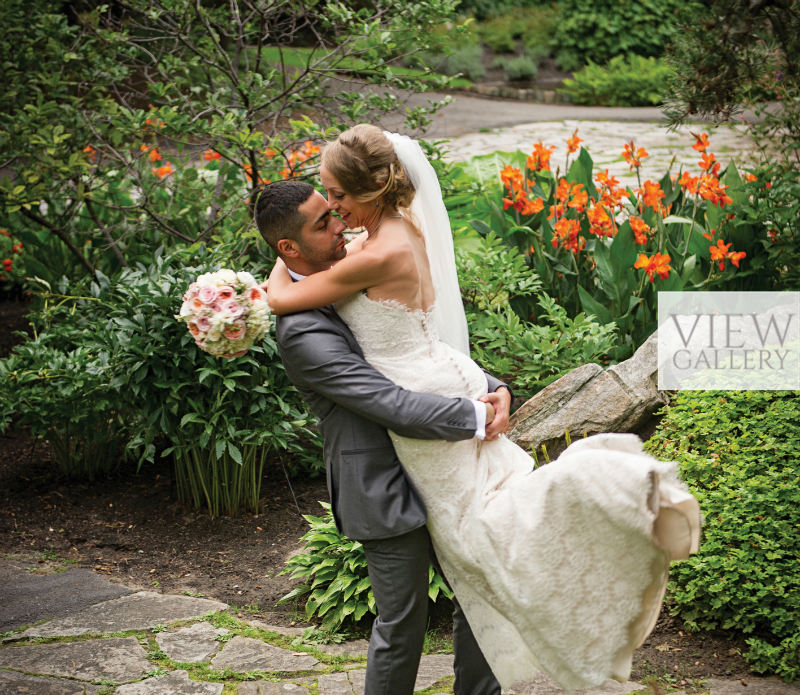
[0,298,753,687]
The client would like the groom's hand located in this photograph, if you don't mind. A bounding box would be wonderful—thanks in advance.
[480,387,511,441]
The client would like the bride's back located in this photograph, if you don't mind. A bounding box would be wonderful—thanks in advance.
[360,215,437,312]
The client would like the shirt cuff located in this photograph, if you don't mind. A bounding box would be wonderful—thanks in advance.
[471,399,487,440]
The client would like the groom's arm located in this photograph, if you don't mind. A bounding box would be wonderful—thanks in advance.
[278,315,503,441]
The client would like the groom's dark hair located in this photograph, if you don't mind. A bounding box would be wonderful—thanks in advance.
[254,180,315,255]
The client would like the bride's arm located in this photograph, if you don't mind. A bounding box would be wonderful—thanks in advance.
[267,246,389,314]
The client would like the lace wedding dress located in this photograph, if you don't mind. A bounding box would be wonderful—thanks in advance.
[335,291,701,692]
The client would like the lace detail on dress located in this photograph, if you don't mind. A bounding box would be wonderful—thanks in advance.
[333,292,701,692]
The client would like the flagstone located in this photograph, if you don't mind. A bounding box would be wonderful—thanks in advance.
[237,682,311,694]
[414,653,454,690]
[116,670,223,695]
[316,638,369,658]
[210,636,319,673]
[155,622,228,662]
[0,637,150,683]
[317,670,361,695]
[0,669,101,694]
[19,591,228,638]
[707,677,800,695]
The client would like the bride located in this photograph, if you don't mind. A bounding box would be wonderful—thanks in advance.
[266,123,701,692]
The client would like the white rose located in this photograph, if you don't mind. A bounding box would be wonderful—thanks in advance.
[236,270,256,287]
[179,300,193,317]
[216,268,237,285]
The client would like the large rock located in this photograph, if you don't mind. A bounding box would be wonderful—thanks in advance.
[508,332,666,458]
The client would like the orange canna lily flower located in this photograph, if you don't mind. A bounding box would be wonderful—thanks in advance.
[678,170,699,194]
[527,141,556,172]
[729,250,746,267]
[698,151,720,175]
[151,161,174,178]
[595,169,620,189]
[634,252,671,282]
[568,183,588,212]
[691,132,710,153]
[148,148,163,163]
[622,141,649,170]
[555,178,571,203]
[553,217,584,253]
[566,128,583,154]
[587,203,615,238]
[629,216,650,244]
[640,180,666,213]
[203,149,221,161]
[83,145,96,162]
[520,196,545,216]
[742,172,757,183]
[501,164,524,190]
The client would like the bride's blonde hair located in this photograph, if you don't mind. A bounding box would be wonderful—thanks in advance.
[321,124,416,210]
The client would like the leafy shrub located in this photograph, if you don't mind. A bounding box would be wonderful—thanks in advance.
[477,14,518,53]
[552,0,685,71]
[559,55,673,106]
[0,245,322,514]
[416,43,486,80]
[0,228,26,292]
[280,503,453,632]
[457,232,617,397]
[519,6,559,60]
[0,340,124,480]
[504,55,538,82]
[0,0,457,288]
[646,391,800,681]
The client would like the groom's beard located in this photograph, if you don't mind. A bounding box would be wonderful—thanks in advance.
[296,239,346,274]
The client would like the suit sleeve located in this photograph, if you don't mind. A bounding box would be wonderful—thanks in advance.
[484,370,512,401]
[278,317,478,441]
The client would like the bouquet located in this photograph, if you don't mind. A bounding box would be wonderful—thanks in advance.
[177,269,270,358]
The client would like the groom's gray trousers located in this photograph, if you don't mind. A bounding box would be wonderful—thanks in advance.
[276,307,503,695]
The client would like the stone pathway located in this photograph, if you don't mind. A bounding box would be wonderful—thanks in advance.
[2,586,799,694]
[441,119,762,187]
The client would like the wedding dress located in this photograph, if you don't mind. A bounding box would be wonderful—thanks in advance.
[335,291,701,692]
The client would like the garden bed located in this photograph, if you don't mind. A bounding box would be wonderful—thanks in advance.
[0,297,754,687]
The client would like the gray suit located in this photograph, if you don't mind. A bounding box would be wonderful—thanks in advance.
[276,305,502,694]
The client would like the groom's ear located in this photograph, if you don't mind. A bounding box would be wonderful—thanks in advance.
[276,238,301,258]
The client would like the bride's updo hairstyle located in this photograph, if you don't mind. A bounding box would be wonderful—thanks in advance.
[321,124,416,210]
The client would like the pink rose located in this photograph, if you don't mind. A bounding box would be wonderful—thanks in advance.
[218,285,235,301]
[196,316,212,333]
[225,300,244,318]
[187,320,201,337]
[198,286,218,304]
[248,286,265,303]
[191,297,204,313]
[223,320,246,340]
[184,283,199,301]
[211,301,224,314]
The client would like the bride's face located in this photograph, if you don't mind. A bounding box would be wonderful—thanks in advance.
[320,164,377,230]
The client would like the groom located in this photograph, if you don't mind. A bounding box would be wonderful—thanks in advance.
[255,180,508,695]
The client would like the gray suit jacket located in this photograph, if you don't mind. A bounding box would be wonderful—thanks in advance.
[276,305,506,541]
